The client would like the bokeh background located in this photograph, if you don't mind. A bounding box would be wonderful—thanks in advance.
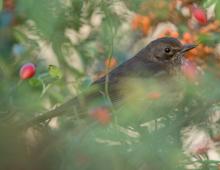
[2,0,220,169]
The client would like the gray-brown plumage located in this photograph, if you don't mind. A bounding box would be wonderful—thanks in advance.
[95,37,195,83]
[92,37,196,102]
[25,37,196,127]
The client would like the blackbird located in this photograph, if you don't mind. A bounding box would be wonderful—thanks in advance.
[27,37,197,126]
[93,37,196,100]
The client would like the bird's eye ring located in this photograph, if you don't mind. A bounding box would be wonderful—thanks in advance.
[164,47,171,53]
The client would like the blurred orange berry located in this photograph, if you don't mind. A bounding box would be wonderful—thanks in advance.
[131,15,141,30]
[105,57,117,69]
[185,48,198,59]
[159,29,179,38]
[147,92,161,100]
[90,107,111,125]
[182,32,193,43]
[131,14,151,36]
[191,48,199,55]
[184,44,213,60]
[170,31,179,38]
[141,16,150,35]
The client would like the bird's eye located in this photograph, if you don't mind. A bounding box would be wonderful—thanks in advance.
[164,47,171,53]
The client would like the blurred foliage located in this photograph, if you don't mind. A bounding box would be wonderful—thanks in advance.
[2,0,220,170]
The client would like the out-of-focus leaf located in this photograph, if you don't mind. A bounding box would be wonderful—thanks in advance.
[17,0,63,40]
[28,77,42,87]
[122,0,145,12]
[204,0,217,7]
[197,33,220,45]
[68,0,83,31]
[48,65,62,79]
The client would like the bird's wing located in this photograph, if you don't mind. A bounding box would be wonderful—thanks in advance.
[93,58,168,104]
[26,58,170,125]
[94,57,167,85]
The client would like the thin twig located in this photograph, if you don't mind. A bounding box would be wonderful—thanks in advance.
[104,16,115,107]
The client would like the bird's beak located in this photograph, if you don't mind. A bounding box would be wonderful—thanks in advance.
[181,44,197,53]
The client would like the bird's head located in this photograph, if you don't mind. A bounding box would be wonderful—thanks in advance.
[146,37,196,65]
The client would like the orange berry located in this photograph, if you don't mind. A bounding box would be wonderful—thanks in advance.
[191,48,199,55]
[170,31,179,38]
[131,14,151,36]
[90,107,111,125]
[185,48,198,59]
[141,16,150,35]
[104,57,117,69]
[183,32,193,43]
[131,15,142,30]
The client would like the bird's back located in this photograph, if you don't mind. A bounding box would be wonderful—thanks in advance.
[94,48,168,85]
[93,50,171,103]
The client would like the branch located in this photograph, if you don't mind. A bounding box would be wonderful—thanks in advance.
[21,86,102,129]
[20,98,81,129]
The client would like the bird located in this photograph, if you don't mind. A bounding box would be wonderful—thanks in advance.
[93,37,196,101]
[25,37,196,127]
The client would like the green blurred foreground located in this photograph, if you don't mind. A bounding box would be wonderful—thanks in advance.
[1,0,220,170]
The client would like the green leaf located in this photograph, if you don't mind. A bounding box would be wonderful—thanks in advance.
[203,0,217,8]
[48,65,62,79]
[28,78,42,87]
[197,33,220,45]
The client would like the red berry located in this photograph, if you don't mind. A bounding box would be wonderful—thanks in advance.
[191,6,207,25]
[90,107,111,125]
[19,63,36,80]
[104,57,117,69]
